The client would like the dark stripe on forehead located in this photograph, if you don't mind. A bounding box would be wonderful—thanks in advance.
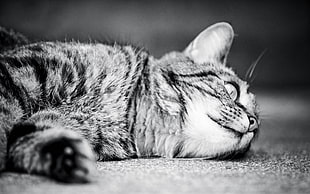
[174,71,219,79]
[177,81,218,99]
[163,69,220,94]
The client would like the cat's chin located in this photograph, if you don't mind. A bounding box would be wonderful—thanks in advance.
[177,131,254,158]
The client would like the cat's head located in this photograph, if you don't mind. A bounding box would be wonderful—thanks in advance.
[155,22,259,158]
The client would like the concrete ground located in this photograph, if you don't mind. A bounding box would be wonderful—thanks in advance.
[0,89,309,194]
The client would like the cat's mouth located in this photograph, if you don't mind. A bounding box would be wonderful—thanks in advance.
[208,114,258,138]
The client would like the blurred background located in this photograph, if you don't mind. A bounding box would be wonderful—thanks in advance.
[0,0,309,89]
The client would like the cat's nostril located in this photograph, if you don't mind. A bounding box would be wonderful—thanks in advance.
[248,116,258,132]
[249,118,255,125]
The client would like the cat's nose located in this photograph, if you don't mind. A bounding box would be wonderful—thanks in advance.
[248,116,258,132]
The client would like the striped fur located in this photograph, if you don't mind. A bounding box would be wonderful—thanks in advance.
[0,23,259,183]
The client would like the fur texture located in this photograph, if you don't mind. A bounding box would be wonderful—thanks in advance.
[0,23,259,183]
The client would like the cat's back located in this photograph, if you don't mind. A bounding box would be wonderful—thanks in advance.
[0,41,148,118]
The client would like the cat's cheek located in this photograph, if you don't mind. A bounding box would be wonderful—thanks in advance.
[183,112,240,157]
[184,114,232,143]
[182,104,254,157]
[184,95,233,143]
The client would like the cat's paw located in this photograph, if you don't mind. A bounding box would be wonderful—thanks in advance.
[40,135,96,183]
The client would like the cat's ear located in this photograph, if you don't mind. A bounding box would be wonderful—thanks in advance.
[184,22,234,65]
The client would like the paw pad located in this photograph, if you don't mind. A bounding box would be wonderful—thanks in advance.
[41,137,95,183]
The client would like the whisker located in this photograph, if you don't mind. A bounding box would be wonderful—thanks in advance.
[245,62,256,81]
[256,110,273,120]
[250,73,258,84]
[259,115,273,121]
[245,49,267,82]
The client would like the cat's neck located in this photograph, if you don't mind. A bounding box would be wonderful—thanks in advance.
[130,57,184,158]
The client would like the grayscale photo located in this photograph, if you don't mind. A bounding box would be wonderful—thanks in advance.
[0,0,309,194]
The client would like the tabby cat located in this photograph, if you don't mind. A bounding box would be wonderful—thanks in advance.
[0,22,259,183]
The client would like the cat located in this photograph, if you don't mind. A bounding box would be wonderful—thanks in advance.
[0,22,259,183]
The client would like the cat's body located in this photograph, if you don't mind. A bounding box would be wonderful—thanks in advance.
[0,23,259,183]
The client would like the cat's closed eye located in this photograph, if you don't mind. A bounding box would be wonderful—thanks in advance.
[224,82,239,101]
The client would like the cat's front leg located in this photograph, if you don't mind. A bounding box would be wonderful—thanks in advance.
[8,123,96,183]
